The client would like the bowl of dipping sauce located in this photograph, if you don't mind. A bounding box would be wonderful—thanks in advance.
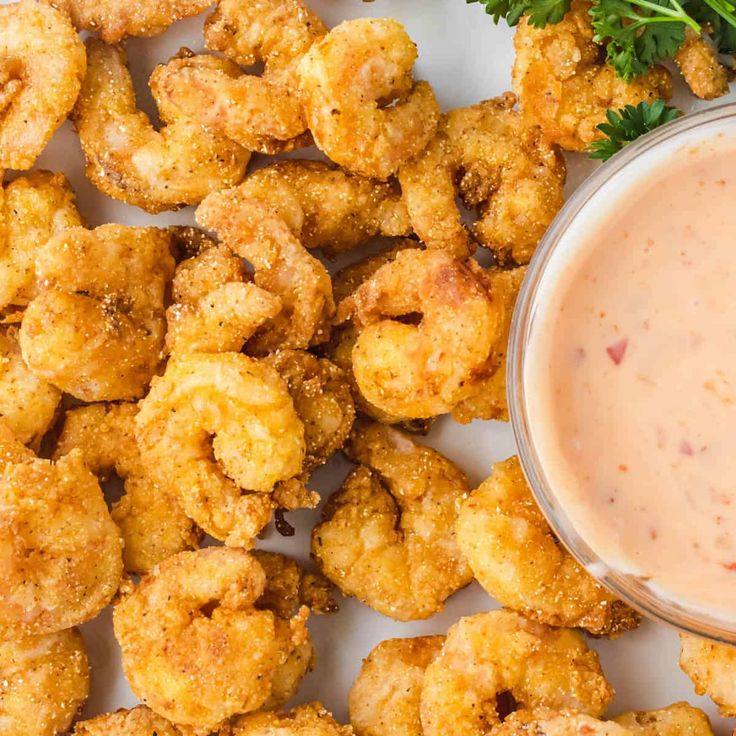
[509,103,736,642]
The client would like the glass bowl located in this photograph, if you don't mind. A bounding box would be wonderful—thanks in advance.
[507,102,736,644]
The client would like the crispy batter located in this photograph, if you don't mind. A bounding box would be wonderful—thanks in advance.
[197,186,335,353]
[337,248,500,420]
[349,636,444,736]
[679,634,736,716]
[55,403,201,575]
[613,702,714,736]
[298,18,440,180]
[457,456,639,636]
[73,40,249,213]
[312,423,472,620]
[420,610,614,736]
[0,628,89,736]
[0,429,123,637]
[226,702,353,736]
[73,707,182,736]
[399,95,565,264]
[264,349,355,471]
[0,171,83,313]
[19,224,175,401]
[674,31,729,101]
[135,352,308,547]
[113,548,308,733]
[47,0,211,43]
[0,0,85,170]
[493,711,629,736]
[512,0,673,151]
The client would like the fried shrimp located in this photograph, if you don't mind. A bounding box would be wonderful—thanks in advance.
[511,0,672,151]
[312,423,472,620]
[456,456,639,637]
[47,0,211,43]
[420,610,614,736]
[226,703,353,736]
[679,634,736,716]
[152,0,327,154]
[113,547,309,733]
[674,31,729,101]
[0,628,89,736]
[399,95,565,264]
[337,248,500,420]
[0,326,60,448]
[232,161,411,257]
[55,403,201,575]
[0,0,85,170]
[298,18,440,180]
[0,430,123,637]
[135,352,308,547]
[263,350,355,471]
[492,712,629,736]
[613,702,714,736]
[0,171,83,314]
[197,186,334,353]
[349,636,444,736]
[73,707,182,736]
[19,224,175,402]
[73,40,249,213]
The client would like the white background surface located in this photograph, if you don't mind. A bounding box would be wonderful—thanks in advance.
[17,0,736,730]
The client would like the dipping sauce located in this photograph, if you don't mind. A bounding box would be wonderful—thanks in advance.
[525,132,736,620]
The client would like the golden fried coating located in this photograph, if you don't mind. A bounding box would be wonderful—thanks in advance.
[264,350,355,471]
[73,707,182,736]
[613,702,714,736]
[451,267,525,423]
[19,224,175,402]
[153,0,326,154]
[0,326,60,448]
[679,634,736,716]
[312,423,472,620]
[47,0,211,43]
[337,248,500,420]
[55,403,201,575]
[457,456,639,636]
[73,40,249,213]
[136,352,308,547]
[197,186,334,353]
[113,548,309,733]
[399,95,565,264]
[0,628,89,736]
[0,171,83,313]
[0,0,85,170]
[674,31,729,101]
[226,703,353,736]
[512,0,672,151]
[298,18,440,180]
[420,610,614,736]
[492,711,629,736]
[0,432,123,637]
[349,636,444,736]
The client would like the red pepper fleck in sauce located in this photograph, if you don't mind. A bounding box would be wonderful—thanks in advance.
[606,339,628,365]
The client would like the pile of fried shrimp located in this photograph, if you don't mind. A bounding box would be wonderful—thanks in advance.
[0,0,732,734]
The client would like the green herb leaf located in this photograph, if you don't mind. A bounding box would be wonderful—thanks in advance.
[466,0,531,25]
[466,0,570,24]
[687,0,736,51]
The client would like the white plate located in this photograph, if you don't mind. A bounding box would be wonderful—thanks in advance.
[17,0,736,731]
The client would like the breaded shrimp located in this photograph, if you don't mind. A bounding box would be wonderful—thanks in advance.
[349,636,444,736]
[0,0,86,170]
[113,548,309,733]
[337,248,500,420]
[226,703,353,736]
[456,456,640,637]
[420,610,614,736]
[298,18,440,179]
[55,403,201,575]
[312,423,472,620]
[613,702,714,736]
[0,171,83,313]
[0,628,89,736]
[19,224,175,401]
[492,711,629,736]
[679,634,736,716]
[197,186,335,353]
[135,352,308,547]
[73,706,182,736]
[73,40,249,213]
[512,0,672,151]
[399,95,565,263]
[674,31,729,101]
[0,430,123,637]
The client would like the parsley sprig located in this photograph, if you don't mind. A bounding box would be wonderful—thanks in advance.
[466,0,571,27]
[587,100,680,160]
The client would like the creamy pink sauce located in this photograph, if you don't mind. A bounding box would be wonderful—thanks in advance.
[526,137,736,619]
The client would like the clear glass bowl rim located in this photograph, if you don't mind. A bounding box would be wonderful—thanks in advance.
[507,101,736,644]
